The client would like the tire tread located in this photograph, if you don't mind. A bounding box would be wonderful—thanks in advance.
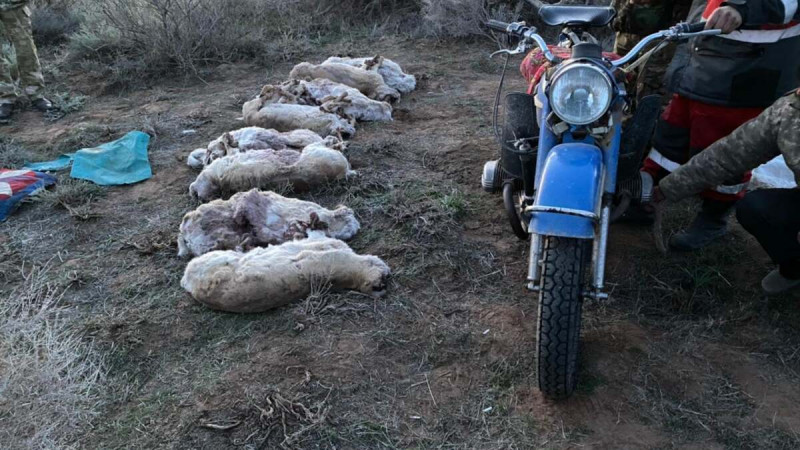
[536,236,585,399]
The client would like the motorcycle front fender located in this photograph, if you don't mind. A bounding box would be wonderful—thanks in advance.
[529,143,604,239]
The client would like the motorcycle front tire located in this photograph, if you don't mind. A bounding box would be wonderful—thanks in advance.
[536,235,587,399]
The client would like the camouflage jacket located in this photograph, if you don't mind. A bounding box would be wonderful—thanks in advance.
[612,0,693,36]
[660,90,800,201]
[0,0,28,11]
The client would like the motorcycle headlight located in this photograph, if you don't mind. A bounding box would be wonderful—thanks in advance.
[549,63,613,126]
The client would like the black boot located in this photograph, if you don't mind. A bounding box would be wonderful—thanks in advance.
[0,103,13,123]
[31,97,54,113]
[669,199,733,251]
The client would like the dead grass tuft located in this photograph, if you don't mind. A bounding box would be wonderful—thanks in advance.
[35,177,106,220]
[0,263,107,448]
[0,136,35,169]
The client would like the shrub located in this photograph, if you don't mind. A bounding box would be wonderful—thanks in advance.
[421,0,524,37]
[59,0,526,88]
[65,0,422,85]
[31,6,82,45]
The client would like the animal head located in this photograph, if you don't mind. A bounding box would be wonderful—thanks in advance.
[259,84,298,104]
[357,256,391,297]
[283,79,313,104]
[205,132,238,164]
[189,175,220,202]
[321,135,346,151]
[329,206,360,239]
[319,92,353,118]
[187,148,206,170]
[289,62,314,80]
[375,85,401,103]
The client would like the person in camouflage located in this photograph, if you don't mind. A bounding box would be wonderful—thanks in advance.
[0,0,52,122]
[653,89,800,294]
[611,0,692,99]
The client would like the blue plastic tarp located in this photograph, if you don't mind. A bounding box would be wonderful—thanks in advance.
[24,131,152,186]
[25,153,74,171]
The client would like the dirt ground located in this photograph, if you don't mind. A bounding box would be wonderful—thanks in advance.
[3,35,800,449]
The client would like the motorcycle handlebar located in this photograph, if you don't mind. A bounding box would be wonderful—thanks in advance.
[675,21,707,33]
[612,22,718,67]
[486,19,511,33]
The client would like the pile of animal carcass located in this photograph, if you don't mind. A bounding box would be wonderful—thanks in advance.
[178,56,416,313]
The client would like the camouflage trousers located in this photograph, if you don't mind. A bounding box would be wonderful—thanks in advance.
[614,32,677,100]
[0,5,45,105]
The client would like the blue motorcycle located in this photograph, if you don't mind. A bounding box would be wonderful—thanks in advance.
[480,5,720,399]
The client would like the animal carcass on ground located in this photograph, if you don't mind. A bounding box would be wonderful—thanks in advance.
[177,189,360,258]
[189,138,355,201]
[324,55,416,94]
[289,62,401,102]
[181,232,391,313]
[284,78,393,122]
[187,127,324,169]
[242,89,356,138]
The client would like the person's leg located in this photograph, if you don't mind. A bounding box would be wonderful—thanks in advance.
[613,31,639,56]
[668,100,764,250]
[635,42,677,100]
[736,189,800,293]
[0,11,19,110]
[1,6,45,102]
[643,94,691,180]
[617,94,690,223]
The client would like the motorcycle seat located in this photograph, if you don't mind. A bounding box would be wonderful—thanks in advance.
[538,6,616,28]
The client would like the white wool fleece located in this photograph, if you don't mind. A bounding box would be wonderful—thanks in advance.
[177,189,360,258]
[181,233,391,313]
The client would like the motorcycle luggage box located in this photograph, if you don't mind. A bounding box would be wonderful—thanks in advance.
[501,92,539,180]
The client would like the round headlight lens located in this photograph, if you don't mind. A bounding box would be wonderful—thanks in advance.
[549,63,613,125]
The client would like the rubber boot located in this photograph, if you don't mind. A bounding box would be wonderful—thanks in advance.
[669,199,733,251]
[31,97,54,113]
[762,269,800,295]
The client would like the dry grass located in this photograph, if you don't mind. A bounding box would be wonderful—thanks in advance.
[0,264,107,449]
[35,177,106,220]
[421,0,522,37]
[43,0,523,89]
[61,0,422,87]
[0,136,35,169]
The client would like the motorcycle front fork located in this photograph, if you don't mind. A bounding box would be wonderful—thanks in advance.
[526,203,611,300]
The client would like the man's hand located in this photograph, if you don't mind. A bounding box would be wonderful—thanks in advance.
[705,6,743,34]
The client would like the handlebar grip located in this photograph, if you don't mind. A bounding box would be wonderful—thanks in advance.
[678,21,707,33]
[486,20,510,33]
